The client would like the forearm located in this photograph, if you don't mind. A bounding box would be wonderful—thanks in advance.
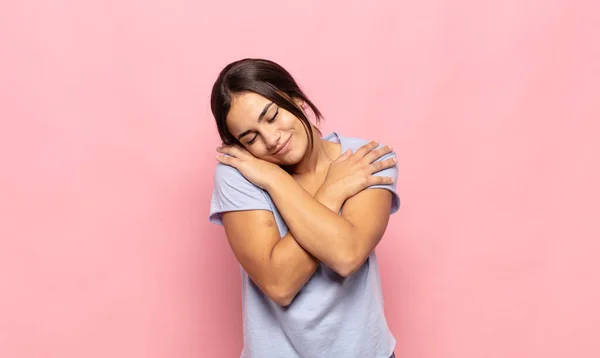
[266,231,318,305]
[266,171,360,276]
[266,185,349,304]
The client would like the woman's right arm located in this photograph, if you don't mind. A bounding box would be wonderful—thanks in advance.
[221,192,345,307]
[215,143,393,306]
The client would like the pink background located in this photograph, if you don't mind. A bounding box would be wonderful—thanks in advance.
[1,0,599,357]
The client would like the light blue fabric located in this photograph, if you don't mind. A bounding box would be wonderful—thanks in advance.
[209,132,400,358]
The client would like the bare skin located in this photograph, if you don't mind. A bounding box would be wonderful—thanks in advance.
[216,92,397,306]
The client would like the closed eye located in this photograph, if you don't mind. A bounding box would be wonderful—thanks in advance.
[246,133,258,145]
[267,107,279,123]
[246,106,278,145]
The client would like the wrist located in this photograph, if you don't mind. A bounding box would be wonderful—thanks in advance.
[264,167,289,192]
[314,185,344,213]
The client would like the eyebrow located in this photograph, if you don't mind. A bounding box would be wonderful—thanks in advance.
[236,102,274,141]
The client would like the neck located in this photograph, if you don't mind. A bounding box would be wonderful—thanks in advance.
[288,127,340,175]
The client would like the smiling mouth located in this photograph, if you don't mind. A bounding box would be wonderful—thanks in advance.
[272,136,291,155]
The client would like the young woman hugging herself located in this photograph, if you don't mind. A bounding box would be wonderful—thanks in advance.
[209,58,400,358]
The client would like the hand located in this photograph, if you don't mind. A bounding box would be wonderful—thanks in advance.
[216,145,284,190]
[319,141,397,202]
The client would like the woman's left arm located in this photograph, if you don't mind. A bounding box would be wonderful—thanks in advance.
[216,142,397,277]
[266,171,394,277]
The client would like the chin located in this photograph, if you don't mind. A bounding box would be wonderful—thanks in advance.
[286,151,307,166]
[277,156,299,166]
[273,151,300,167]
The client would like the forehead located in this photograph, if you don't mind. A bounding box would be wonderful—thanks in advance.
[226,92,272,132]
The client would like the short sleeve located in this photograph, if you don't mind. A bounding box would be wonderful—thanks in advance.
[209,163,273,226]
[367,148,401,215]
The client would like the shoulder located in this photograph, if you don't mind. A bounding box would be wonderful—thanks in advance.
[343,136,375,151]
[338,133,401,214]
[339,134,394,157]
[210,163,272,225]
[212,162,269,197]
[213,161,247,182]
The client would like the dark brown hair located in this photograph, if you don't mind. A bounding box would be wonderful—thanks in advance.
[210,58,323,150]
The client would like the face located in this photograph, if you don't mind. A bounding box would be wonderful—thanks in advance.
[226,92,310,165]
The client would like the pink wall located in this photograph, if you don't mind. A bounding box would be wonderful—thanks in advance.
[1,1,599,357]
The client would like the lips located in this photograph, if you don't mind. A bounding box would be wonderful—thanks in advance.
[272,136,291,155]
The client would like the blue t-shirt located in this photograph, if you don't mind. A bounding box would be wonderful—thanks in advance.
[209,132,400,358]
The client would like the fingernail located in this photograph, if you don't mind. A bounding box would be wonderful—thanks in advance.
[386,145,392,150]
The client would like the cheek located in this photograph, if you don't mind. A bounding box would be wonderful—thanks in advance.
[282,113,301,129]
[246,144,269,159]
[296,125,310,146]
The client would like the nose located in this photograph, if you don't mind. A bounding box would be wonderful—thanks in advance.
[263,129,281,151]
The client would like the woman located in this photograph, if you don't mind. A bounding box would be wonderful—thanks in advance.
[209,58,400,358]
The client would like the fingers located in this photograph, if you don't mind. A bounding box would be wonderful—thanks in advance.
[216,145,246,158]
[367,175,394,186]
[216,154,239,167]
[216,145,246,167]
[335,149,353,162]
[353,140,379,158]
[369,156,397,173]
[363,145,393,164]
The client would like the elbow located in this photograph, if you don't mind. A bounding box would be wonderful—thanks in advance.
[333,252,364,278]
[335,262,360,278]
[330,228,369,277]
[272,293,294,307]
[266,285,297,307]
[333,231,378,277]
